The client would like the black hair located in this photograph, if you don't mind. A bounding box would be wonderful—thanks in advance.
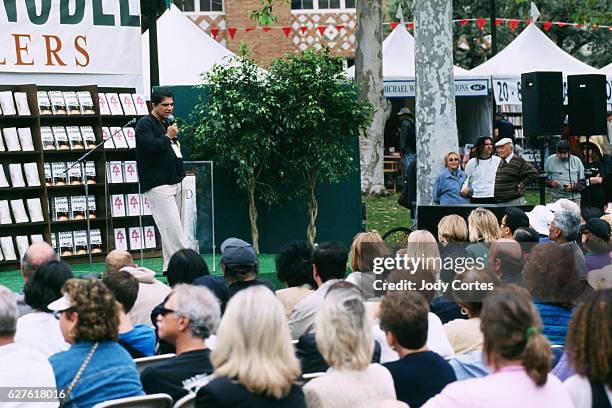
[275,241,315,288]
[556,140,571,153]
[513,227,540,243]
[151,87,174,105]
[504,207,530,235]
[312,241,348,283]
[24,260,73,311]
[167,249,209,287]
[581,206,604,222]
[102,271,139,313]
[474,136,493,161]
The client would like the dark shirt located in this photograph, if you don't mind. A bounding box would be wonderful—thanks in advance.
[494,155,538,202]
[384,351,456,408]
[141,349,214,401]
[135,114,184,192]
[228,278,275,298]
[399,118,416,155]
[196,377,307,408]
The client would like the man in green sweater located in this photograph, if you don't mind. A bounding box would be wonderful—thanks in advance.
[494,138,538,205]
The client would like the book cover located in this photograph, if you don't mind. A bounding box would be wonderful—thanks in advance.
[141,194,152,215]
[17,128,34,151]
[54,196,69,221]
[15,235,29,258]
[107,161,124,183]
[105,93,124,115]
[124,161,138,183]
[65,161,83,185]
[66,126,84,150]
[10,199,28,223]
[119,93,137,115]
[23,162,40,186]
[8,163,25,187]
[52,126,70,150]
[91,228,103,253]
[128,227,143,250]
[41,126,56,150]
[0,165,8,187]
[0,91,16,115]
[48,91,67,115]
[126,193,141,216]
[132,94,149,115]
[76,91,95,114]
[50,232,57,250]
[114,228,128,251]
[0,237,17,260]
[3,127,21,151]
[85,162,97,184]
[26,198,44,222]
[63,91,81,115]
[80,126,97,149]
[43,163,52,186]
[110,194,126,217]
[70,195,86,219]
[51,162,67,186]
[30,234,44,243]
[102,127,114,149]
[110,127,128,148]
[14,92,31,115]
[98,93,111,115]
[0,129,5,151]
[73,230,88,255]
[144,226,156,249]
[123,126,136,148]
[58,231,74,256]
[87,195,97,218]
[37,91,53,115]
[0,200,11,224]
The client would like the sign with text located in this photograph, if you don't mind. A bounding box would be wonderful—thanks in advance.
[0,0,141,74]
[384,78,489,98]
[494,76,612,105]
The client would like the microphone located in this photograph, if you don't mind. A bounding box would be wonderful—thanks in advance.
[125,117,138,127]
[166,114,175,126]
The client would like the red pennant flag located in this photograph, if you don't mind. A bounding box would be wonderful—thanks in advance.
[228,27,237,39]
[317,26,326,36]
[459,19,468,27]
[495,18,503,27]
[210,28,219,39]
[543,21,553,31]
[390,22,399,30]
[245,27,256,32]
[476,18,486,30]
[300,26,308,34]
[262,26,271,32]
[508,19,520,30]
[335,25,345,30]
[576,23,583,29]
[526,20,531,26]
[281,27,292,37]
[556,22,568,28]
[407,22,414,30]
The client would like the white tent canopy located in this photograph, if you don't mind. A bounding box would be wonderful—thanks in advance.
[141,4,236,97]
[601,62,612,77]
[346,24,488,98]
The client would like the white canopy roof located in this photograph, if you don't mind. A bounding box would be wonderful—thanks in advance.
[141,5,236,97]
[601,62,612,75]
[469,24,599,77]
[346,24,469,80]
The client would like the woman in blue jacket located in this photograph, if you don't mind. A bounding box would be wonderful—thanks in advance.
[433,151,470,205]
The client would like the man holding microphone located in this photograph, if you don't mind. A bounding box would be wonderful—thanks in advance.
[135,88,187,272]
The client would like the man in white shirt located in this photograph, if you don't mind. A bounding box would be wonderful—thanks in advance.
[461,136,501,204]
[0,285,58,408]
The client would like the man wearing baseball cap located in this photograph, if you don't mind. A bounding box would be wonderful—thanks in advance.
[494,138,538,205]
[220,238,273,298]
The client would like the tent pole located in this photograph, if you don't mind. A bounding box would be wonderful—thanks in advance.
[148,0,160,89]
[489,0,497,56]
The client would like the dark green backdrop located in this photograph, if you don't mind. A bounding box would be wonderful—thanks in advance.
[167,85,363,253]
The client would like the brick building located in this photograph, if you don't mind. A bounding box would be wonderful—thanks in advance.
[174,0,358,66]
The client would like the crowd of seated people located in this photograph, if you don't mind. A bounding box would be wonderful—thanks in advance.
[1,204,612,407]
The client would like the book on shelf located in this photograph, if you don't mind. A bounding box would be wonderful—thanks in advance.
[107,161,124,183]
[41,126,56,150]
[119,93,137,115]
[8,163,25,187]
[87,195,97,218]
[37,91,53,115]
[26,198,44,222]
[111,194,126,217]
[0,91,16,115]
[98,93,111,115]
[63,91,81,115]
[66,161,83,185]
[23,162,40,186]
[50,232,57,251]
[128,226,143,250]
[66,126,84,149]
[124,161,138,183]
[0,165,8,187]
[17,128,34,151]
[0,200,11,224]
[126,193,141,216]
[0,130,5,151]
[53,196,69,221]
[30,234,44,243]
[114,228,128,250]
[76,91,95,114]
[132,94,149,116]
[14,92,31,116]
[48,91,67,115]
[0,237,16,260]
[123,127,136,148]
[52,126,70,150]
[102,127,114,149]
[105,93,124,115]
[10,199,28,223]
[85,161,97,184]
[58,231,74,256]
[110,127,128,148]
[15,235,29,259]
[0,245,3,261]
[144,225,156,249]
[43,163,52,186]
[3,127,21,151]
[73,230,88,255]
[70,195,86,219]
[51,162,67,185]
[141,194,152,215]
[90,229,103,253]
[80,126,97,149]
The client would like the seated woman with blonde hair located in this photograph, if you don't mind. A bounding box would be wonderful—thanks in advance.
[304,287,396,407]
[432,151,470,205]
[196,286,306,407]
[465,207,501,263]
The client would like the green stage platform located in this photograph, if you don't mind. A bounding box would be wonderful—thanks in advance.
[0,254,283,293]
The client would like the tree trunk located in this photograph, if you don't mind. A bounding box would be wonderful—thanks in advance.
[355,0,391,195]
[248,176,260,254]
[414,0,459,205]
[306,176,318,245]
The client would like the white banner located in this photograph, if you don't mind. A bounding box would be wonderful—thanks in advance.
[0,0,141,75]
[384,78,489,98]
[494,76,612,105]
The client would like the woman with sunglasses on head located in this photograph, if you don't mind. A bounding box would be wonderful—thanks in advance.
[48,278,143,408]
[433,151,470,205]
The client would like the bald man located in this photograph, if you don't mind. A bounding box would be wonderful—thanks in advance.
[17,242,60,316]
[104,250,170,327]
[488,239,524,287]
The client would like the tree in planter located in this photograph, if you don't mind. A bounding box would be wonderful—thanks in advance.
[187,54,279,253]
[268,51,371,244]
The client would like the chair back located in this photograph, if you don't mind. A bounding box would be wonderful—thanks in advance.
[134,354,176,374]
[173,393,195,408]
[92,393,173,408]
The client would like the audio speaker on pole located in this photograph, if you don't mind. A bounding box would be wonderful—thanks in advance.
[521,72,564,137]
[568,74,607,136]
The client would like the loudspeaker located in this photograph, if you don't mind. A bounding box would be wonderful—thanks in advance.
[568,74,607,136]
[521,72,564,137]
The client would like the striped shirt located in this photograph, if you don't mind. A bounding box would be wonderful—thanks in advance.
[494,155,538,202]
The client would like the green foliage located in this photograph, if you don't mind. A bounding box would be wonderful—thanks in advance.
[250,0,282,27]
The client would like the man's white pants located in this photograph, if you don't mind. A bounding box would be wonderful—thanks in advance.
[144,183,188,271]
